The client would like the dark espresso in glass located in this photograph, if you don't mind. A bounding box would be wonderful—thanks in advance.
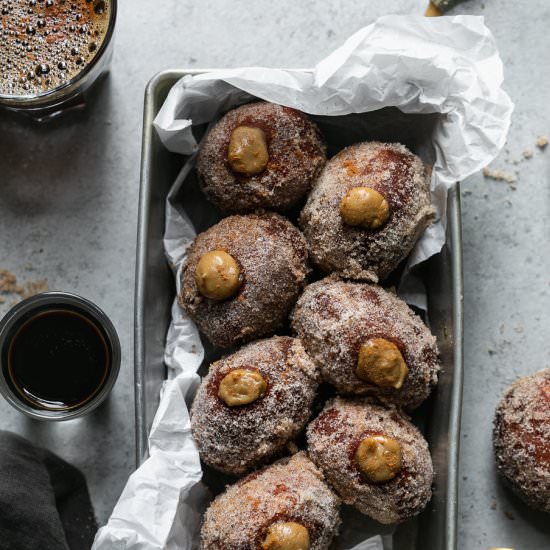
[6,309,110,411]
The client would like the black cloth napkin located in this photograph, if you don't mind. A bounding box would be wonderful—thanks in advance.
[0,431,97,550]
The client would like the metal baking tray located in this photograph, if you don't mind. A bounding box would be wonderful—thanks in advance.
[136,69,464,550]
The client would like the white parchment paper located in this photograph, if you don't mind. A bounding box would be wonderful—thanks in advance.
[93,15,512,550]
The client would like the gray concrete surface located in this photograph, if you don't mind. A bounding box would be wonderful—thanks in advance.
[0,0,548,548]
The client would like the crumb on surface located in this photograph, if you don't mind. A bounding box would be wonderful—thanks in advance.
[0,268,49,311]
[21,279,49,299]
[536,135,548,149]
[522,149,534,159]
[482,167,518,184]
[0,269,18,294]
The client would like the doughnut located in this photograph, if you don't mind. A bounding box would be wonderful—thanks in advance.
[299,141,435,282]
[291,278,440,409]
[180,213,309,348]
[191,336,319,476]
[197,102,326,213]
[493,369,550,513]
[200,452,341,549]
[307,397,433,524]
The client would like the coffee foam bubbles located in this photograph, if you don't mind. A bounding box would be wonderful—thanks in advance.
[0,0,110,96]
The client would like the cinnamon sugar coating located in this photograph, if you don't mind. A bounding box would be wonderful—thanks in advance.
[307,397,433,524]
[191,337,320,476]
[199,452,341,550]
[493,369,550,513]
[198,102,326,213]
[180,213,309,348]
[291,278,440,410]
[299,141,435,282]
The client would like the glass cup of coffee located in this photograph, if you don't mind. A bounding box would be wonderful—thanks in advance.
[0,292,121,420]
[0,0,117,120]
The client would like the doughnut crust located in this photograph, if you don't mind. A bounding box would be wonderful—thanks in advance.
[191,337,320,476]
[493,369,550,513]
[300,141,435,282]
[179,213,309,348]
[200,452,341,550]
[307,397,433,524]
[197,102,326,213]
[291,278,440,410]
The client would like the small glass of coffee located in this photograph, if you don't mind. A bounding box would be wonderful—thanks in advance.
[0,292,120,420]
[0,0,117,119]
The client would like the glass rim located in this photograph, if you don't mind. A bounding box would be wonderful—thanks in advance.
[0,0,117,105]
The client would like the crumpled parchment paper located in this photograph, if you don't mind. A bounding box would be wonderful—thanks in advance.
[93,15,512,550]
